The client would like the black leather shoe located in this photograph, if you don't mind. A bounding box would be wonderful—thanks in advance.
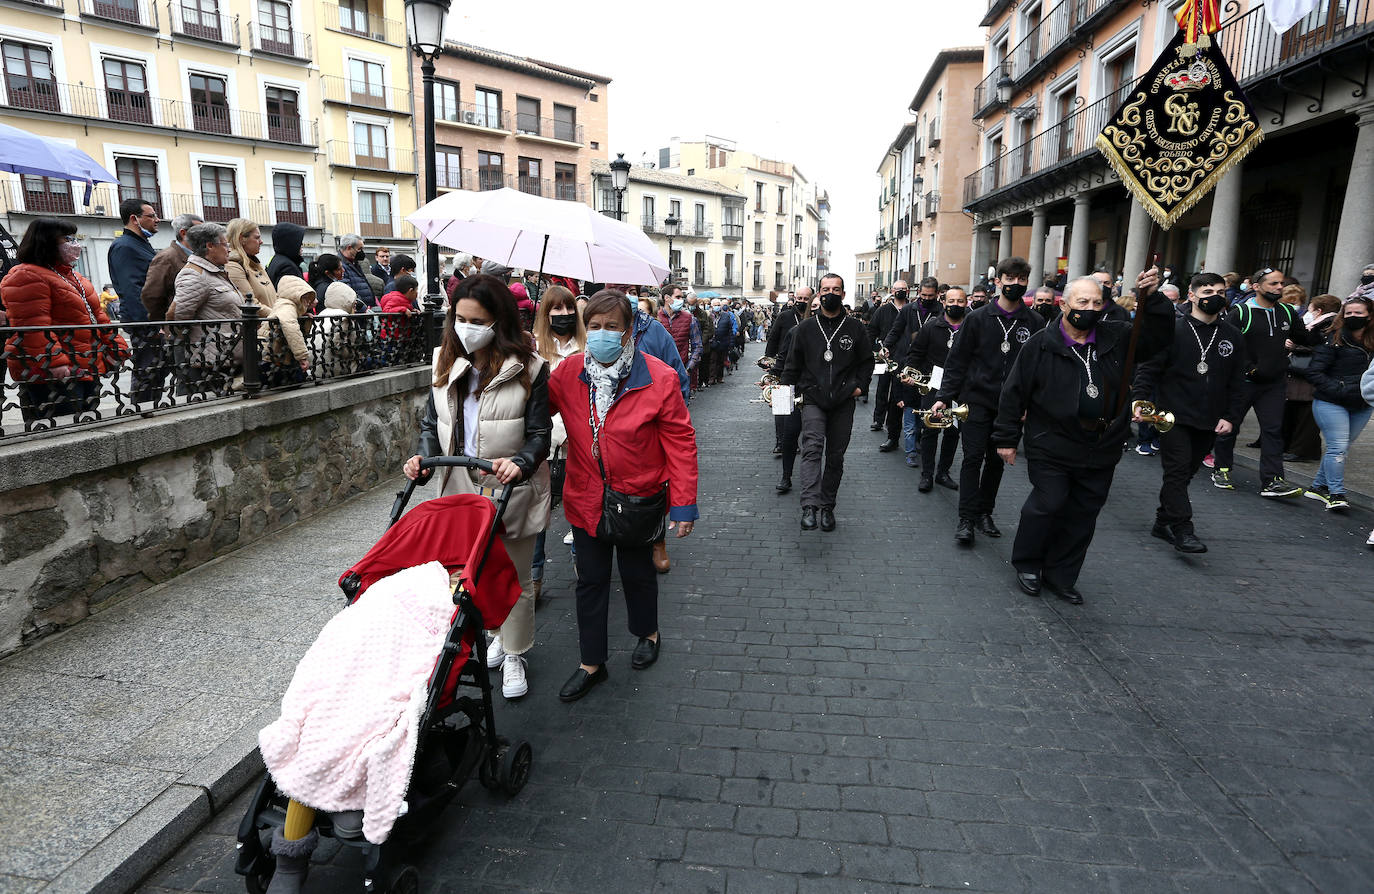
[878,439,898,452]
[1171,526,1208,554]
[918,474,934,493]
[935,472,958,491]
[955,518,975,545]
[976,515,1002,538]
[1016,572,1042,597]
[1044,581,1084,605]
[631,637,660,669]
[558,665,608,702]
[776,476,792,494]
[819,508,836,532]
[801,506,818,530]
[1150,522,1175,544]
[869,422,883,431]
[772,445,782,456]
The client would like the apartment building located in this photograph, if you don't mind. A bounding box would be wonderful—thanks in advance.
[416,42,609,206]
[855,249,879,301]
[817,190,831,280]
[874,127,908,294]
[590,158,746,293]
[963,0,1374,295]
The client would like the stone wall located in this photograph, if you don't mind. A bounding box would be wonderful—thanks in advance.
[0,369,429,657]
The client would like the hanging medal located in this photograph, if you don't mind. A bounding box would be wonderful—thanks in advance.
[1189,319,1218,376]
[994,316,1015,354]
[1071,344,1099,398]
[818,316,840,363]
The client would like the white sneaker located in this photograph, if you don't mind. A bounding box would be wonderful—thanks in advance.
[1366,529,1374,547]
[562,530,575,546]
[486,635,506,669]
[502,654,528,699]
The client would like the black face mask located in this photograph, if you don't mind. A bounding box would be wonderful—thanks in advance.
[1345,316,1370,332]
[1066,308,1103,331]
[944,305,967,321]
[1361,274,1374,285]
[1000,283,1027,304]
[549,314,577,335]
[970,298,987,309]
[1101,284,1113,303]
[921,295,939,309]
[1035,304,1057,320]
[1195,293,1226,315]
[892,290,908,301]
[821,293,843,313]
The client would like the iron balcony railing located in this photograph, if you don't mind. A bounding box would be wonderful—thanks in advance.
[327,141,417,174]
[0,182,321,227]
[925,192,940,218]
[640,217,713,238]
[518,176,551,197]
[15,0,63,10]
[331,214,423,241]
[1005,0,1132,92]
[928,117,941,146]
[721,224,744,241]
[0,313,431,440]
[692,270,712,287]
[754,239,765,253]
[437,101,509,131]
[320,2,405,44]
[973,61,1011,119]
[723,275,741,287]
[79,0,157,28]
[513,113,584,144]
[249,20,312,62]
[320,76,411,112]
[168,2,239,43]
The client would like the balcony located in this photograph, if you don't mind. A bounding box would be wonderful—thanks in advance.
[0,80,318,146]
[168,2,239,44]
[775,243,785,256]
[332,213,421,241]
[513,113,584,145]
[327,140,417,174]
[928,117,941,147]
[753,276,765,291]
[437,101,510,133]
[0,182,321,228]
[753,239,764,253]
[518,176,551,197]
[692,269,711,287]
[721,224,743,242]
[973,61,1010,119]
[723,275,741,287]
[553,182,583,202]
[250,20,312,62]
[321,76,411,113]
[79,0,157,29]
[321,3,405,44]
[9,0,63,12]
[925,191,940,219]
[1005,0,1132,93]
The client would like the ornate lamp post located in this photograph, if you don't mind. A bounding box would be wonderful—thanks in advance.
[405,0,451,321]
[664,213,680,285]
[609,152,631,221]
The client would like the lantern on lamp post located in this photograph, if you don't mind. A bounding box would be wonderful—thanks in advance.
[609,152,631,222]
[405,0,451,319]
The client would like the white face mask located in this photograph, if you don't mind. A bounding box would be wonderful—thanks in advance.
[454,321,495,353]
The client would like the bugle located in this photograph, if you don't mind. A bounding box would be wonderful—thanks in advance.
[897,367,932,393]
[916,403,970,429]
[1131,400,1175,433]
[751,383,803,408]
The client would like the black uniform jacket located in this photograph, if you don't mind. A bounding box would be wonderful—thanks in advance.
[993,291,1173,470]
[935,301,1046,411]
[882,301,941,355]
[897,316,961,405]
[764,306,799,361]
[1132,314,1249,430]
[867,300,901,350]
[1224,299,1316,384]
[780,310,875,411]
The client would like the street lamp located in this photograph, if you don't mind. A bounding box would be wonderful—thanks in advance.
[996,72,1014,107]
[913,174,924,196]
[405,0,451,322]
[664,213,680,284]
[610,152,630,221]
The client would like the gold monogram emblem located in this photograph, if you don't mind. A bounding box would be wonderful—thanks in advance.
[1164,94,1201,136]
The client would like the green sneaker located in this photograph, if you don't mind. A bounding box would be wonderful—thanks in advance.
[1260,478,1304,498]
[1211,468,1234,490]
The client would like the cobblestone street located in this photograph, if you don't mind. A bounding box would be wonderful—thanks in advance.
[142,359,1374,893]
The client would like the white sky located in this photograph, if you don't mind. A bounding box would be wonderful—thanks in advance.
[445,0,985,286]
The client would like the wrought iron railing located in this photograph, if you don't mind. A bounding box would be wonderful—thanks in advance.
[320,76,412,112]
[249,20,312,62]
[973,61,1010,119]
[1,312,431,440]
[320,2,405,44]
[513,113,584,144]
[79,0,157,28]
[721,224,744,241]
[437,101,510,131]
[169,1,238,43]
[327,141,417,174]
[925,192,940,218]
[928,117,941,146]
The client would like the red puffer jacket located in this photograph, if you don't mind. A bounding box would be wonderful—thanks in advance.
[549,349,699,536]
[3,263,128,381]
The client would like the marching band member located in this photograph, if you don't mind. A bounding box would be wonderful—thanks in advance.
[764,288,810,456]
[867,282,906,449]
[882,276,944,369]
[992,269,1167,604]
[901,287,968,493]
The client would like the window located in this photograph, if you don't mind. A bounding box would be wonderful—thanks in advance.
[436,79,458,121]
[516,96,540,134]
[777,186,785,213]
[478,150,503,190]
[518,157,542,195]
[669,249,681,273]
[93,0,141,24]
[724,253,735,284]
[753,221,763,253]
[273,172,306,225]
[257,0,294,54]
[200,164,238,222]
[755,182,764,211]
[116,156,160,215]
[694,252,706,286]
[554,162,576,201]
[103,58,151,125]
[694,203,705,236]
[339,0,368,35]
[358,189,392,238]
[189,73,230,134]
[1050,85,1078,162]
[181,0,223,40]
[474,87,500,129]
[642,195,655,228]
[753,260,763,290]
[1103,44,1136,107]
[265,86,300,142]
[774,262,785,290]
[352,121,388,167]
[436,146,461,189]
[21,175,74,214]
[348,58,385,107]
[776,224,784,255]
[669,199,681,220]
[553,103,576,142]
[3,42,59,113]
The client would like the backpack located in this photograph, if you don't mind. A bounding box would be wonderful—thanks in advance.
[1234,300,1296,335]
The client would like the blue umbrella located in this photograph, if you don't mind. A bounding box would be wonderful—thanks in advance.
[696,290,721,299]
[0,122,118,204]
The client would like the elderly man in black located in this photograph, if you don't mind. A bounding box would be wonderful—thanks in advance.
[993,268,1167,604]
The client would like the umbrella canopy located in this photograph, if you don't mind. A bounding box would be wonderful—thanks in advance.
[0,123,117,203]
[696,291,721,299]
[407,187,669,286]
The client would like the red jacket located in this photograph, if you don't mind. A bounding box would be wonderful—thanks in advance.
[3,263,128,381]
[378,290,414,341]
[549,350,699,535]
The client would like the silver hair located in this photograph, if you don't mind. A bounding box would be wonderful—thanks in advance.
[339,233,363,251]
[171,213,203,237]
[186,222,227,257]
[1035,285,1056,298]
[1064,276,1102,302]
[1161,283,1181,298]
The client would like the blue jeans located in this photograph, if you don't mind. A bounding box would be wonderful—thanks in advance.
[532,529,546,582]
[902,406,920,458]
[1311,399,1372,495]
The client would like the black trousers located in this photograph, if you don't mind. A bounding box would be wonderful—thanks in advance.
[129,329,169,406]
[920,392,960,476]
[1282,399,1321,459]
[1011,458,1117,589]
[779,409,803,480]
[956,403,1004,521]
[571,527,658,666]
[1157,423,1216,530]
[799,400,855,509]
[873,373,892,425]
[1212,378,1286,482]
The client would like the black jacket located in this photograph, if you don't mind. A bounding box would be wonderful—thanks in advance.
[883,300,941,355]
[779,310,875,410]
[1133,314,1249,430]
[1307,338,1374,409]
[993,291,1174,469]
[415,363,552,482]
[867,300,901,349]
[266,223,306,287]
[935,301,1046,411]
[1102,300,1131,324]
[897,315,961,406]
[764,306,799,361]
[1224,299,1315,384]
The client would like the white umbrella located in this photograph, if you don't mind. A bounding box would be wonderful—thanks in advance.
[407,187,668,287]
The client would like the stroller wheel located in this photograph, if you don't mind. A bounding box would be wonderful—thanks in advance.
[384,864,420,894]
[499,740,533,796]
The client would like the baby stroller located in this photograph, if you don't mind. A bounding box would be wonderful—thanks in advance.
[235,457,532,894]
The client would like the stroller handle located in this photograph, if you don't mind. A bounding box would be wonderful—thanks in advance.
[389,456,517,529]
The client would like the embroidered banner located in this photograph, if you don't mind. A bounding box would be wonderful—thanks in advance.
[1174,0,1222,47]
[1095,28,1263,230]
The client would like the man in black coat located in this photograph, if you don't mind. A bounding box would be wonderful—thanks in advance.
[992,268,1168,604]
[779,274,874,532]
[901,287,969,493]
[764,288,810,453]
[1133,272,1248,553]
[866,281,906,445]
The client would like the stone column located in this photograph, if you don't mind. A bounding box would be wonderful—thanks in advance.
[997,217,1014,263]
[1027,206,1049,288]
[1204,162,1244,276]
[1121,200,1154,286]
[1067,193,1092,279]
[1329,103,1374,296]
[970,223,989,287]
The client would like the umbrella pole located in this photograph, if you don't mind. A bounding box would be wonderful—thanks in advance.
[534,234,549,301]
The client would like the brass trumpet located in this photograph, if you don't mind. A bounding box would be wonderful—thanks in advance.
[751,383,803,408]
[757,355,777,371]
[756,373,779,388]
[1131,400,1175,433]
[916,403,970,429]
[897,367,933,393]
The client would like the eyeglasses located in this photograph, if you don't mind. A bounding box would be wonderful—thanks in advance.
[1255,267,1276,278]
[63,236,80,244]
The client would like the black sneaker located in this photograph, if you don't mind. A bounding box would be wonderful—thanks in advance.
[1150,522,1175,544]
[1304,485,1331,506]
[1260,478,1303,498]
[1326,493,1351,511]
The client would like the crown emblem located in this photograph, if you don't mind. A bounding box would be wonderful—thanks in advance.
[1166,59,1210,92]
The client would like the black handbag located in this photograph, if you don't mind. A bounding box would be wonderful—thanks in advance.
[588,392,666,547]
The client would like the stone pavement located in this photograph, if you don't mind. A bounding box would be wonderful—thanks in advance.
[13,349,1374,893]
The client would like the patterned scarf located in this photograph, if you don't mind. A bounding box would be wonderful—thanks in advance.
[583,334,636,424]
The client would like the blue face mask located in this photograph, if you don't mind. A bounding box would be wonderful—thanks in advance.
[670,299,684,312]
[586,329,626,363]
[140,227,155,238]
